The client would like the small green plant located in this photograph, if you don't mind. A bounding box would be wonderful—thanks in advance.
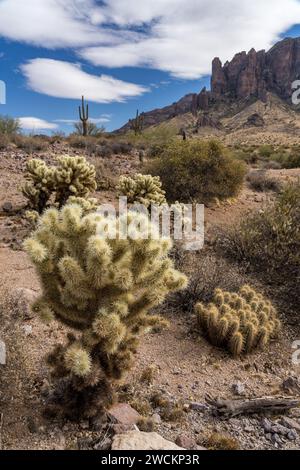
[117,174,167,208]
[247,171,281,192]
[195,285,281,356]
[0,115,21,135]
[146,140,246,203]
[22,156,97,213]
[24,206,187,419]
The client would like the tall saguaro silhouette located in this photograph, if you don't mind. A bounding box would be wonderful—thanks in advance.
[79,95,89,136]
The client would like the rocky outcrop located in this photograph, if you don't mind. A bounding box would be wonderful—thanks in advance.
[116,37,300,132]
[211,37,300,102]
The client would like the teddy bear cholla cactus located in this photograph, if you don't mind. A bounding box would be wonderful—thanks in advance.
[22,155,97,214]
[24,204,187,419]
[195,285,281,357]
[117,174,167,208]
[22,159,55,214]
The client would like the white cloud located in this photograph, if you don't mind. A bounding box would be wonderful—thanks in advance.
[1,1,300,79]
[19,117,58,131]
[20,59,148,103]
[80,0,300,79]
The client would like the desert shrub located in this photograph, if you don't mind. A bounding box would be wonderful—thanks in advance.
[117,174,167,208]
[280,150,300,169]
[0,134,9,150]
[247,170,281,192]
[147,143,166,159]
[24,206,187,419]
[0,115,21,135]
[22,155,97,213]
[110,142,133,155]
[14,135,49,153]
[89,158,117,190]
[146,140,246,203]
[196,285,281,356]
[73,121,105,137]
[223,183,300,272]
[167,248,248,314]
[234,149,258,165]
[261,160,282,170]
[258,145,274,159]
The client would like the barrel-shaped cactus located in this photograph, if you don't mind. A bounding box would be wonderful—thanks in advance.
[195,285,281,356]
[25,204,187,419]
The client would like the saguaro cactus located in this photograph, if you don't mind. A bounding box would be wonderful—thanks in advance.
[130,110,144,135]
[79,95,89,136]
[25,205,187,419]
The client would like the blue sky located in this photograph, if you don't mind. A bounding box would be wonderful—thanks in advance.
[0,1,300,134]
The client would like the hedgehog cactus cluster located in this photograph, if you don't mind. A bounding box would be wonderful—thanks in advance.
[25,204,187,419]
[117,174,167,208]
[22,156,97,214]
[196,285,281,357]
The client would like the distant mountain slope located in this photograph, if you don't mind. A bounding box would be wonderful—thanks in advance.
[116,37,300,141]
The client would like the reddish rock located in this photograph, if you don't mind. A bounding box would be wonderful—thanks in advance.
[175,435,197,449]
[108,403,141,426]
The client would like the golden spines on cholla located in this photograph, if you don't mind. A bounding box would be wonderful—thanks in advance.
[117,174,167,208]
[24,204,187,418]
[22,155,97,214]
[22,159,55,214]
[195,285,281,357]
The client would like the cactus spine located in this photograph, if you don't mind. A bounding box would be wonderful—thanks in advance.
[79,95,89,136]
[25,205,187,419]
[195,285,281,357]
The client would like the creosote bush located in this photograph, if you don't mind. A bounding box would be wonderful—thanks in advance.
[117,174,167,208]
[146,140,246,203]
[22,155,97,213]
[24,205,187,419]
[196,285,281,356]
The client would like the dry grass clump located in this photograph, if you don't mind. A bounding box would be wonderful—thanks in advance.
[13,135,50,153]
[247,170,281,192]
[205,432,240,450]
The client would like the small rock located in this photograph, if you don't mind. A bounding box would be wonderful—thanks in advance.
[151,413,162,425]
[271,433,282,445]
[111,423,138,435]
[2,202,13,213]
[262,418,273,433]
[27,416,38,434]
[112,431,185,451]
[280,416,300,432]
[287,430,297,441]
[231,382,245,396]
[8,288,37,319]
[190,402,209,412]
[80,420,89,430]
[22,324,33,336]
[175,435,196,449]
[108,403,141,426]
[282,377,300,393]
[271,424,289,436]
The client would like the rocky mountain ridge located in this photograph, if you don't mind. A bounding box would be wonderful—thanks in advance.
[117,37,300,133]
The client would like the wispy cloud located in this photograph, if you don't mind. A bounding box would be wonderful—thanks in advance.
[20,59,149,103]
[19,117,58,130]
[1,1,300,79]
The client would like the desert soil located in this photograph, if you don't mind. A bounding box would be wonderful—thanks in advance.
[0,144,300,450]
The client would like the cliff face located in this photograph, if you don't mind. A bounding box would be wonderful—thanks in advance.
[117,37,300,132]
[211,37,300,102]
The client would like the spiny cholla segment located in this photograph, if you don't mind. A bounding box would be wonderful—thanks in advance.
[22,156,97,213]
[117,174,167,208]
[196,285,281,357]
[24,204,187,418]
